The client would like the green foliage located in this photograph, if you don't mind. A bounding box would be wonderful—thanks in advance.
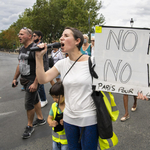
[47,0,68,42]
[62,0,88,33]
[30,0,51,42]
[0,27,18,49]
[0,0,105,49]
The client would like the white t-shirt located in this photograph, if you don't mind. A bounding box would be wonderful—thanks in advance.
[55,57,97,127]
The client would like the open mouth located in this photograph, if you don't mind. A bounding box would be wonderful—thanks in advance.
[61,43,64,47]
[61,43,65,49]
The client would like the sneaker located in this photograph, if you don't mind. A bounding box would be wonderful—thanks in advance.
[22,126,34,139]
[41,100,48,108]
[21,87,25,91]
[33,118,46,127]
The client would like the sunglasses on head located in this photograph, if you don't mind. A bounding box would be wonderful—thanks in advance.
[22,27,32,34]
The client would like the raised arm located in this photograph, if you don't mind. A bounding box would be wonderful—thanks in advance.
[35,43,59,84]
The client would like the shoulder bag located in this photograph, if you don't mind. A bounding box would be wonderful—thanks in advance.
[88,56,113,139]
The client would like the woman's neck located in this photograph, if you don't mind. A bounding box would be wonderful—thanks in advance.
[82,43,89,51]
[68,50,82,61]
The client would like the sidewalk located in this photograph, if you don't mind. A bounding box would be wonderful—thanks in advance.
[0,51,19,55]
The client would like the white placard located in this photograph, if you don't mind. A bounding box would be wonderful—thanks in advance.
[93,26,150,97]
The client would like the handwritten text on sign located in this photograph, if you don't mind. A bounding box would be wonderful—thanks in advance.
[93,26,150,97]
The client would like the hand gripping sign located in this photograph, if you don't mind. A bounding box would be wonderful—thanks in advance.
[93,26,150,98]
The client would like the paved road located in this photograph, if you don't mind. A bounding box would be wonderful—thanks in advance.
[0,52,150,150]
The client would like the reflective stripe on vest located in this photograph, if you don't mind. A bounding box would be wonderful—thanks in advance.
[101,91,119,122]
[99,132,118,150]
[98,92,119,150]
[107,139,113,147]
[112,105,118,112]
[52,130,67,140]
[51,102,68,145]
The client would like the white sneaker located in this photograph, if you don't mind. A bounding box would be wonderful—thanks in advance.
[41,100,48,108]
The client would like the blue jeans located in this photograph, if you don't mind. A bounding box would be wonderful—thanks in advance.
[53,141,68,150]
[38,84,46,102]
[64,122,98,150]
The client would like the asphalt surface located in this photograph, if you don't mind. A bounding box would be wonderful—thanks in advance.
[0,51,150,150]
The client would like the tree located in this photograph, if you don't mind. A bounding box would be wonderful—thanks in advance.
[30,0,51,42]
[0,0,105,49]
[14,8,33,31]
[0,27,18,49]
[0,31,8,49]
[62,0,104,34]
[48,0,68,41]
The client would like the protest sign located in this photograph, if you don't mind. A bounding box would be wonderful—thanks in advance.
[93,26,150,97]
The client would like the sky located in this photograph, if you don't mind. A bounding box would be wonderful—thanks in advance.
[100,0,150,28]
[0,0,150,32]
[0,0,36,31]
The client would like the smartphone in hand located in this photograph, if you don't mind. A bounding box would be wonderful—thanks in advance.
[12,81,18,87]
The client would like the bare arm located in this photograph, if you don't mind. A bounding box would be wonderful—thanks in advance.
[28,77,39,92]
[47,115,58,127]
[60,119,64,125]
[12,64,20,87]
[36,43,59,84]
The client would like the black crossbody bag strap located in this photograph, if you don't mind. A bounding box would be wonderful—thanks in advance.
[57,54,83,112]
[57,54,83,108]
[62,54,83,82]
[53,55,83,132]
[60,54,83,142]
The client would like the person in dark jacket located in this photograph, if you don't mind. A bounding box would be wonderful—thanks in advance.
[33,30,49,107]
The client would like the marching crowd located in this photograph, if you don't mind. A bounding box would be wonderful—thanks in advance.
[12,27,147,150]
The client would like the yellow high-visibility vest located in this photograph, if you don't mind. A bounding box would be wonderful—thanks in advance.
[98,92,119,150]
[99,132,118,150]
[51,102,68,145]
[102,91,119,122]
